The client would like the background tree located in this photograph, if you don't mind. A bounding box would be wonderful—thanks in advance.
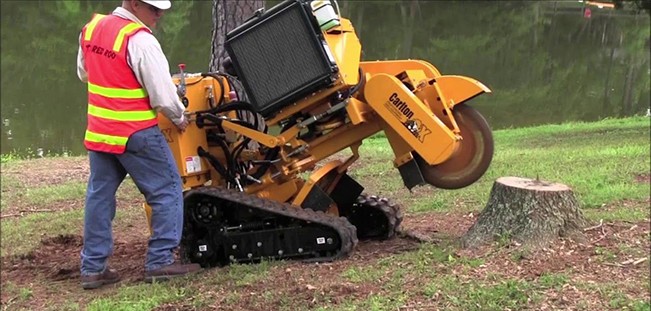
[1,1,648,155]
[208,0,265,72]
[613,0,651,14]
[399,0,419,58]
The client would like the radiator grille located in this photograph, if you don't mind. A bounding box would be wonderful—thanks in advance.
[226,1,336,117]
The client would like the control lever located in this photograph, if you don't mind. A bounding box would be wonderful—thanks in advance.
[177,63,189,107]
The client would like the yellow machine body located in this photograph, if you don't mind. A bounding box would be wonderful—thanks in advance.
[151,15,492,209]
[160,76,228,189]
[145,1,495,264]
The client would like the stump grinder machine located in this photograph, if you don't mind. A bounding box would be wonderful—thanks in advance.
[151,0,494,267]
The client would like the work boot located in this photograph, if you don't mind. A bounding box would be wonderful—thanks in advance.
[144,263,202,283]
[81,268,121,290]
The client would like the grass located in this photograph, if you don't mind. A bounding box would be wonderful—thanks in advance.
[353,116,650,216]
[578,282,651,311]
[0,209,85,257]
[423,276,534,311]
[0,116,649,310]
[0,174,22,212]
[583,202,650,222]
[0,180,146,258]
[23,182,87,205]
[86,282,189,311]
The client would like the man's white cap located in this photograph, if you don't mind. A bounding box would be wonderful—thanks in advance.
[141,0,171,10]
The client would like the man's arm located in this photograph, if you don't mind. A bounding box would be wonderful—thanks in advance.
[77,34,88,83]
[127,31,187,129]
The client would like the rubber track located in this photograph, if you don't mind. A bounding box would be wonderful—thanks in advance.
[355,194,404,239]
[187,186,359,262]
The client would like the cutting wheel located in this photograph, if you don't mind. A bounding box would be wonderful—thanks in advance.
[416,104,494,189]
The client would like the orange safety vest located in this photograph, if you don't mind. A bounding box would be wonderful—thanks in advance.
[80,14,158,154]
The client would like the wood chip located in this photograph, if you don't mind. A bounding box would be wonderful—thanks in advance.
[584,219,604,232]
[621,259,635,265]
[0,209,57,219]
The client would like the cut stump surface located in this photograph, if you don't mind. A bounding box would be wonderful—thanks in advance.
[461,176,588,249]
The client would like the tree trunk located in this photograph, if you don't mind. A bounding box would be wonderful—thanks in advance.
[354,3,365,45]
[461,177,588,249]
[601,47,615,116]
[209,0,265,72]
[209,0,266,149]
[399,0,418,58]
[340,0,350,17]
[621,58,636,116]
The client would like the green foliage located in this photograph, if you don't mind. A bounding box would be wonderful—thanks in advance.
[613,0,651,14]
[341,266,386,283]
[594,246,618,261]
[2,282,34,305]
[227,261,272,286]
[86,283,189,311]
[607,291,650,310]
[537,273,569,290]
[357,293,408,311]
[423,276,535,310]
[157,1,194,63]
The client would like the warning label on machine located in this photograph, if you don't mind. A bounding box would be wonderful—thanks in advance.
[185,156,202,174]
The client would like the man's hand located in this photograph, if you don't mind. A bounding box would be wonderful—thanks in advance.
[175,115,189,132]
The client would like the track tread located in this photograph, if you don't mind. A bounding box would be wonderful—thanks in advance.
[186,186,358,263]
[354,194,404,239]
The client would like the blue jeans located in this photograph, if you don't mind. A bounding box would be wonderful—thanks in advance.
[80,126,183,275]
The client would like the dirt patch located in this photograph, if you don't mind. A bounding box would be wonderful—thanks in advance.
[2,157,89,189]
[1,156,144,217]
[634,173,650,184]
[1,233,148,285]
[1,157,649,310]
[1,228,151,308]
[401,211,477,239]
[1,157,90,216]
[454,220,650,279]
[0,232,421,310]
[2,210,649,310]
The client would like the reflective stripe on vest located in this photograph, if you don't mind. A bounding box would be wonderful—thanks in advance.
[83,14,106,41]
[88,82,147,99]
[113,23,144,52]
[84,130,128,147]
[88,103,156,121]
[84,14,142,53]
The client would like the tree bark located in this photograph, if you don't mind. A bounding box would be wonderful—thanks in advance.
[340,0,350,17]
[209,0,265,72]
[399,0,418,58]
[354,3,365,44]
[461,177,588,249]
[208,0,266,149]
[621,58,637,116]
[601,47,615,116]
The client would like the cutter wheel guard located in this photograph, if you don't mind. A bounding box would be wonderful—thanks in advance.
[146,0,494,267]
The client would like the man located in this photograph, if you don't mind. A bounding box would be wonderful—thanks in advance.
[76,0,202,290]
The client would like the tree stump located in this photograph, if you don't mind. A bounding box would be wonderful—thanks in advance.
[461,176,588,249]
